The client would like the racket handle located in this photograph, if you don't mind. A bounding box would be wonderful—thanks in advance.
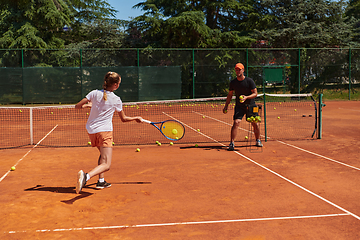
[142,119,151,124]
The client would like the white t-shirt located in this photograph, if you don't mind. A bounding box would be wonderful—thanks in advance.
[85,89,123,134]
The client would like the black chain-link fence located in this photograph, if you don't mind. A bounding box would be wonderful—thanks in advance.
[0,48,359,104]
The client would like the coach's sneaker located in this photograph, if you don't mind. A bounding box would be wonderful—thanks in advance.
[76,170,87,194]
[256,139,263,147]
[228,142,235,151]
[96,180,111,189]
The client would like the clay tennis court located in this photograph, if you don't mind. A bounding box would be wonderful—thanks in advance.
[1,100,360,239]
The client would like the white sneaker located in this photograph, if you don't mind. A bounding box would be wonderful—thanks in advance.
[256,139,263,147]
[76,170,87,194]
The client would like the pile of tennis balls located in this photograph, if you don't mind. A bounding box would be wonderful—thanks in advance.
[246,116,261,123]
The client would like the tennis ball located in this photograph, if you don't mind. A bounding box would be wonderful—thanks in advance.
[245,136,248,139]
[274,107,276,110]
[19,110,22,113]
[51,112,53,114]
[157,142,161,146]
[239,95,244,100]
[136,148,140,152]
[112,142,115,146]
[202,116,205,118]
[88,141,91,145]
[294,109,297,111]
[155,141,159,144]
[172,129,178,135]
[10,166,15,171]
[195,144,198,147]
[170,142,173,146]
[246,117,251,122]
[278,116,280,119]
[197,129,200,132]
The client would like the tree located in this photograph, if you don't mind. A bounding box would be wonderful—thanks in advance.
[255,0,357,48]
[0,0,123,49]
[127,0,268,48]
[0,0,72,48]
[345,0,360,43]
[64,0,123,45]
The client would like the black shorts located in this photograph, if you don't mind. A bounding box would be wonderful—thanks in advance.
[233,104,260,120]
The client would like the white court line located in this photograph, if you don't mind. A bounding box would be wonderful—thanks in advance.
[277,140,360,171]
[195,111,360,172]
[192,111,268,138]
[163,112,360,221]
[6,213,349,234]
[4,114,359,234]
[0,125,58,183]
[232,149,360,221]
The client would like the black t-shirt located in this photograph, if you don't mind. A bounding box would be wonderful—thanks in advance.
[229,76,256,106]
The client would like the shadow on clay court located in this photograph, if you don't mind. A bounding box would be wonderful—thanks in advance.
[24,184,94,204]
[24,182,152,204]
[180,145,248,151]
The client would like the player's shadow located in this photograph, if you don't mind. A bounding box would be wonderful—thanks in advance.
[24,184,93,204]
[111,182,152,185]
[180,145,247,151]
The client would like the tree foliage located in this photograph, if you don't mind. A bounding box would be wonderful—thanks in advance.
[127,0,272,48]
[0,0,359,49]
[254,0,357,48]
[0,0,71,48]
[0,0,121,49]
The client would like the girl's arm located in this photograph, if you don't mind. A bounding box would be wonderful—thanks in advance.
[118,110,143,123]
[75,98,92,109]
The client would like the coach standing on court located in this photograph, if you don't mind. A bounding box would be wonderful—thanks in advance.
[223,63,263,151]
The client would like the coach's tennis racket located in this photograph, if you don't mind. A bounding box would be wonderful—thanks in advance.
[142,119,185,141]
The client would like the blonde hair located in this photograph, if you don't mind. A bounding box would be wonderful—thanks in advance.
[103,71,121,101]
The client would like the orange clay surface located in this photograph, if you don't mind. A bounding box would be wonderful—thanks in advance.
[1,100,360,239]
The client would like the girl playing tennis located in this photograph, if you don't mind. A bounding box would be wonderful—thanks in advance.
[75,71,143,194]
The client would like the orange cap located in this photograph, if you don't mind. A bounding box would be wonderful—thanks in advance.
[235,63,244,70]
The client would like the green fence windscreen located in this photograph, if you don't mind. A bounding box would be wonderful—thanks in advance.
[0,48,359,104]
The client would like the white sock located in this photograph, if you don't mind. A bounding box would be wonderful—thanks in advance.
[98,178,105,183]
[86,174,90,181]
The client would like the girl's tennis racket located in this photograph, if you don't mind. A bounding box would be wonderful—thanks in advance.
[142,119,185,141]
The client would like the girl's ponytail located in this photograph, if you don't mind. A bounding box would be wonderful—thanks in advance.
[103,72,120,101]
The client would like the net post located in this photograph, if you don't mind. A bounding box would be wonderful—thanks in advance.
[262,79,267,142]
[318,94,324,139]
[30,107,33,145]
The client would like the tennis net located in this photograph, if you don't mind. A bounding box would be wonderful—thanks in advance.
[0,94,318,149]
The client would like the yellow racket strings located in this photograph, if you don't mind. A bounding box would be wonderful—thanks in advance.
[161,121,184,140]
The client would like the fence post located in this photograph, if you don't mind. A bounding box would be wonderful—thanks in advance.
[349,48,351,100]
[137,48,140,101]
[246,48,248,73]
[192,49,195,98]
[80,49,83,99]
[21,49,25,105]
[298,48,301,94]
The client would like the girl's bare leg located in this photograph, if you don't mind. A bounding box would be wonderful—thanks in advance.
[88,147,112,179]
